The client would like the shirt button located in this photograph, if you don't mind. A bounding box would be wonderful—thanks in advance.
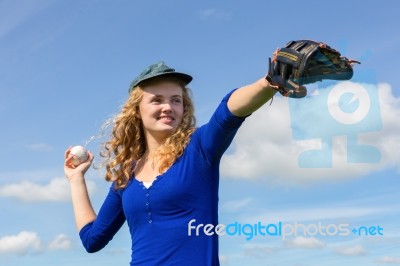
[149,220,152,223]
[146,202,149,206]
[146,193,149,196]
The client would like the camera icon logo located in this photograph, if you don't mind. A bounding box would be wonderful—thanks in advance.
[288,68,382,168]
[328,82,371,125]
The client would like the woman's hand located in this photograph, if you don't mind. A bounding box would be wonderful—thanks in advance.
[64,147,94,182]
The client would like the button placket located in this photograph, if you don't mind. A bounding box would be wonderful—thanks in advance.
[145,190,152,224]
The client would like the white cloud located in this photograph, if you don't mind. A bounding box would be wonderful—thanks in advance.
[221,82,400,185]
[242,243,278,257]
[0,168,61,183]
[334,244,367,256]
[26,143,53,152]
[378,256,400,264]
[105,248,130,255]
[0,177,97,202]
[198,9,231,21]
[48,234,72,251]
[285,236,325,249]
[219,254,228,263]
[224,193,397,227]
[0,231,41,255]
[220,198,253,213]
[0,232,73,256]
[246,205,389,224]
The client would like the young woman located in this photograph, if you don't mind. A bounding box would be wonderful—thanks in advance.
[64,61,276,265]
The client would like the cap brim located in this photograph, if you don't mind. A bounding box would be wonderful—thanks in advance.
[150,72,193,85]
[129,72,193,92]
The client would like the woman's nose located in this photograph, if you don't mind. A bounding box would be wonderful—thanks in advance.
[161,102,172,112]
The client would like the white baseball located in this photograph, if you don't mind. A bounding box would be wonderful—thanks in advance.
[70,145,89,166]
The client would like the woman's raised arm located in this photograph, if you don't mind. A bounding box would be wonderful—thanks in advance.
[227,77,277,117]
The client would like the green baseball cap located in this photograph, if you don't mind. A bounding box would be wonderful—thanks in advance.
[128,61,193,93]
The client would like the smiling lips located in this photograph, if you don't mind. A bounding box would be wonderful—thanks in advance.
[157,115,175,122]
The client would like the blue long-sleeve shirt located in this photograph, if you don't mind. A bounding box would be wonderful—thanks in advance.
[79,90,248,265]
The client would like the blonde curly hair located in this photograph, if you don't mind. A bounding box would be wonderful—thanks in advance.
[100,77,196,189]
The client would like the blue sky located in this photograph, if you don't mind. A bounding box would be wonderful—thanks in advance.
[0,0,399,265]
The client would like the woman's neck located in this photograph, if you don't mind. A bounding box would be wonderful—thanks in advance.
[142,133,165,160]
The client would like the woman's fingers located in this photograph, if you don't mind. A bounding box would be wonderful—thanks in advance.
[64,146,72,160]
[65,155,76,169]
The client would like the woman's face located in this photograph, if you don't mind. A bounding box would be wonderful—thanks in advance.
[138,80,184,141]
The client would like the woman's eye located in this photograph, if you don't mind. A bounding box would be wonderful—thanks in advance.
[172,98,182,104]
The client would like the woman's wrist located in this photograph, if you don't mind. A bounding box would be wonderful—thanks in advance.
[67,173,86,185]
[257,77,278,95]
